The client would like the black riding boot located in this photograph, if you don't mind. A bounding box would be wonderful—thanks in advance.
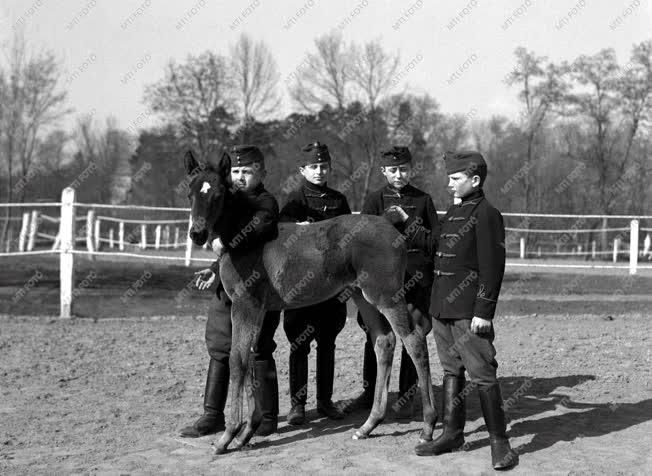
[415,375,466,456]
[180,359,228,437]
[287,352,308,425]
[396,346,418,419]
[350,336,376,410]
[254,359,279,436]
[316,346,344,419]
[478,384,519,470]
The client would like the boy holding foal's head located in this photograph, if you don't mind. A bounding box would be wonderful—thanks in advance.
[182,144,282,439]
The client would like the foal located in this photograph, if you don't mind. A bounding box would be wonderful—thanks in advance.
[184,150,436,454]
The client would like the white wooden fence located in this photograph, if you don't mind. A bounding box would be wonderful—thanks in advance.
[1,187,651,318]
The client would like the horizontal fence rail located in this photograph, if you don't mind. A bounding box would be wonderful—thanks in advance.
[1,188,651,318]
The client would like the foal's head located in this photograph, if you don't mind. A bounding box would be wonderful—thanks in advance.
[184,149,232,246]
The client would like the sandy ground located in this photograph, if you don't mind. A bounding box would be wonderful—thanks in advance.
[1,257,651,474]
[1,310,650,475]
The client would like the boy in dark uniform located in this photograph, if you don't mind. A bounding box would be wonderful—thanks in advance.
[280,141,351,425]
[180,145,282,438]
[354,146,439,418]
[387,151,518,470]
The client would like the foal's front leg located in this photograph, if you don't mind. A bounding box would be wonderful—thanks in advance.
[214,300,265,454]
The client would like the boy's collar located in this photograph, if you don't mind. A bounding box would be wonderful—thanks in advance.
[385,182,413,194]
[460,188,484,203]
[304,179,329,192]
[238,182,265,195]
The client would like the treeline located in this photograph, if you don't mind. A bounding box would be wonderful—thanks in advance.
[2,33,651,235]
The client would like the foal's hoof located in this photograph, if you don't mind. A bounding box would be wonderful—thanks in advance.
[214,445,228,455]
[352,430,369,440]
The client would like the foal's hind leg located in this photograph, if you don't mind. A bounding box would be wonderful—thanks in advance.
[351,293,395,439]
[214,300,265,455]
[377,299,437,443]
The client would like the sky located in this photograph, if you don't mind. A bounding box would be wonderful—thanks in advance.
[1,0,651,133]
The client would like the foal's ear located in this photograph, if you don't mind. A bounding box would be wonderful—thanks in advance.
[217,151,232,187]
[184,150,200,175]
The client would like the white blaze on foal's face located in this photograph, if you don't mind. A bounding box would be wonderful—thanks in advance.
[200,181,211,194]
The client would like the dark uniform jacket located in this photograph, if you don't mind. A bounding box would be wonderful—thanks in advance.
[363,183,439,281]
[210,183,279,273]
[405,189,505,320]
[280,180,351,223]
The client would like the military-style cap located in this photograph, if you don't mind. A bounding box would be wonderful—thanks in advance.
[301,141,331,165]
[380,146,412,167]
[228,144,265,168]
[443,150,487,179]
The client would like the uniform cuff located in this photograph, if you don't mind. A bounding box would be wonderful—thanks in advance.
[473,296,497,320]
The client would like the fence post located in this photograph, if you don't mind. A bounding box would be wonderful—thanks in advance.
[140,224,147,249]
[109,228,114,248]
[184,214,193,266]
[644,234,651,259]
[18,212,29,251]
[119,222,125,251]
[629,219,639,275]
[60,187,76,319]
[613,237,619,263]
[174,227,180,249]
[52,233,60,250]
[86,210,94,252]
[591,240,596,260]
[6,228,13,252]
[164,225,170,247]
[519,237,525,259]
[155,225,161,250]
[27,210,39,251]
[94,218,101,250]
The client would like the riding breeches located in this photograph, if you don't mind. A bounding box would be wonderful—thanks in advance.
[283,297,347,355]
[432,317,498,388]
[205,292,280,363]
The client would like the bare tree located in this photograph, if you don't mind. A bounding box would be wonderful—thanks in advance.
[144,52,235,159]
[617,40,652,169]
[72,115,134,204]
[507,47,566,212]
[230,34,280,141]
[0,33,68,245]
[290,34,352,113]
[564,49,622,214]
[350,40,400,201]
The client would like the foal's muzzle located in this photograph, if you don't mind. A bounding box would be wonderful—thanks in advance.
[189,228,209,246]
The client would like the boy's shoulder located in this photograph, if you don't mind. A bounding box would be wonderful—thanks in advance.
[256,185,280,205]
[403,183,431,198]
[367,186,386,200]
[325,185,348,202]
[284,187,305,201]
[473,194,503,221]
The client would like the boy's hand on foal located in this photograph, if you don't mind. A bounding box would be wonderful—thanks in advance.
[384,205,408,224]
[471,316,492,334]
[194,269,216,290]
